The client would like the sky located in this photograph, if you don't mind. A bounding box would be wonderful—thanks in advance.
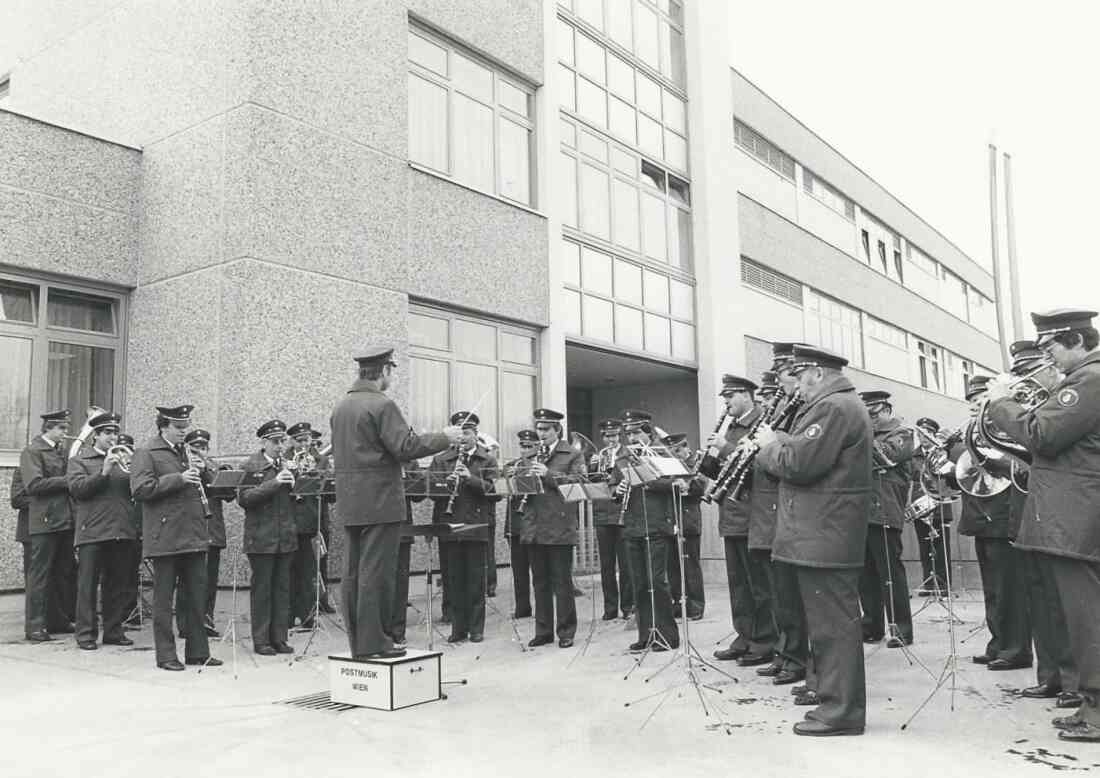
[727,0,1100,341]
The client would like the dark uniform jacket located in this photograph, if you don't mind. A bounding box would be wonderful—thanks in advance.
[68,447,138,546]
[1007,476,1029,540]
[679,469,705,537]
[202,459,235,549]
[288,451,332,537]
[868,417,916,531]
[331,380,451,527]
[590,445,622,527]
[237,452,298,555]
[717,408,761,537]
[10,466,29,544]
[520,440,585,545]
[20,437,72,535]
[757,373,872,569]
[612,447,676,540]
[947,441,1012,538]
[429,444,497,543]
[989,350,1100,562]
[747,459,780,551]
[131,434,209,558]
[502,453,535,538]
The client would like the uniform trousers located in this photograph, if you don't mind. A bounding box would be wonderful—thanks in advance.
[914,515,952,592]
[486,516,497,593]
[595,524,633,617]
[75,539,135,644]
[21,541,31,582]
[122,539,144,621]
[669,534,705,618]
[343,522,400,656]
[389,540,412,644]
[770,559,809,672]
[627,535,679,648]
[152,552,209,664]
[1024,549,1076,689]
[289,534,317,624]
[859,525,913,642]
[796,565,866,729]
[26,529,76,636]
[528,543,577,640]
[175,547,221,636]
[508,536,532,616]
[1047,553,1100,726]
[248,552,292,649]
[974,537,1032,663]
[442,541,487,638]
[723,536,776,653]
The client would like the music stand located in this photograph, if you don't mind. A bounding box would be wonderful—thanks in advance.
[406,523,488,650]
[288,471,342,665]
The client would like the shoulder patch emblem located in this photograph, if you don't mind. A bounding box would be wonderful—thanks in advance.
[804,424,822,439]
[1058,388,1079,407]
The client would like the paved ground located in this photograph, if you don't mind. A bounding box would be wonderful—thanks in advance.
[0,573,1096,778]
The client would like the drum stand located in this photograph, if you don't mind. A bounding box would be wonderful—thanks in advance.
[912,515,965,625]
[625,483,737,731]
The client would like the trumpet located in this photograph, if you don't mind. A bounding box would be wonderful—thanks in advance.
[516,444,550,514]
[106,444,134,474]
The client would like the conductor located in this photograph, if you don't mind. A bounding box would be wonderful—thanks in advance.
[331,345,462,659]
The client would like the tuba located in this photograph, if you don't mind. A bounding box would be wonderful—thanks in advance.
[973,358,1056,466]
[68,405,110,459]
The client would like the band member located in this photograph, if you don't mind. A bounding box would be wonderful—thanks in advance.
[68,412,136,650]
[988,309,1100,742]
[858,390,915,647]
[708,374,775,665]
[331,345,460,660]
[950,377,1032,670]
[756,344,871,737]
[1006,342,1079,707]
[286,422,321,628]
[503,429,538,618]
[478,431,501,599]
[662,433,705,621]
[115,433,147,628]
[311,428,336,614]
[521,408,585,648]
[238,420,299,655]
[614,409,680,652]
[590,418,632,620]
[130,405,221,670]
[430,412,497,643]
[911,416,953,595]
[176,428,231,638]
[21,409,76,642]
[9,466,30,593]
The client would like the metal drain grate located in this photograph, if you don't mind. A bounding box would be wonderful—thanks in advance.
[274,691,357,713]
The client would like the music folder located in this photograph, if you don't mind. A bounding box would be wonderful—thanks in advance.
[210,469,264,489]
[557,481,613,503]
[293,473,335,497]
[492,473,544,497]
[403,522,489,542]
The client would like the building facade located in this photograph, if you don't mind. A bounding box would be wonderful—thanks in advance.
[0,0,998,589]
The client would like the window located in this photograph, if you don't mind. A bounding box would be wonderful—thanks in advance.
[408,306,538,461]
[967,288,997,336]
[740,258,803,305]
[917,341,942,392]
[803,169,855,220]
[0,274,126,463]
[877,240,888,275]
[863,315,909,382]
[939,267,968,320]
[961,358,974,398]
[804,290,862,367]
[408,27,536,206]
[892,250,904,283]
[734,120,795,181]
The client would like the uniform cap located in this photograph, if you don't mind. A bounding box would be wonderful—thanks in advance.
[965,375,992,400]
[1032,308,1098,346]
[1009,339,1037,357]
[598,418,623,433]
[286,422,312,439]
[88,412,122,431]
[915,417,940,433]
[256,419,288,439]
[719,374,758,396]
[516,429,539,443]
[184,428,211,445]
[117,433,135,447]
[353,344,396,365]
[790,344,849,371]
[450,411,480,429]
[310,429,323,441]
[532,408,564,423]
[859,390,892,409]
[620,408,653,431]
[156,405,194,422]
[662,432,688,446]
[41,408,72,424]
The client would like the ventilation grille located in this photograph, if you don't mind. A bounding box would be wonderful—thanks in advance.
[741,258,803,305]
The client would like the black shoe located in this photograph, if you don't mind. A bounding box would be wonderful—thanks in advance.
[77,640,98,651]
[1059,724,1100,742]
[469,634,484,643]
[793,720,864,737]
[774,668,806,686]
[886,636,912,649]
[559,638,574,648]
[651,643,670,653]
[319,597,337,615]
[713,646,747,661]
[972,654,992,665]
[26,631,54,643]
[737,651,773,667]
[793,691,821,706]
[1058,692,1085,709]
[687,612,704,622]
[447,633,468,644]
[1053,714,1086,730]
[102,636,134,647]
[487,587,496,598]
[158,659,185,671]
[52,622,76,635]
[273,643,294,655]
[1021,683,1061,699]
[185,657,223,666]
[621,608,634,619]
[527,634,553,648]
[862,635,884,644]
[205,626,222,638]
[628,640,648,652]
[987,658,1032,671]
[672,603,683,618]
[602,612,618,621]
[573,586,584,597]
[362,649,406,659]
[514,609,532,619]
[299,618,315,630]
[255,645,277,656]
[791,684,810,696]
[756,664,782,677]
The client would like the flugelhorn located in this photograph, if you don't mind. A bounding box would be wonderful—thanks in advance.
[106,444,134,474]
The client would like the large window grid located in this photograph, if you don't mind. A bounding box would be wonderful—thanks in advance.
[803,169,855,220]
[734,120,795,181]
[0,271,126,465]
[408,27,536,207]
[916,340,943,392]
[558,16,688,173]
[562,237,696,364]
[557,0,685,88]
[407,306,539,461]
[803,289,863,368]
[560,116,692,273]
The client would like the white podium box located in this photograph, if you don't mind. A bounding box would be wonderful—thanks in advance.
[329,649,443,710]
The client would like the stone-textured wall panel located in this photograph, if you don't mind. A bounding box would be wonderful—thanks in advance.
[243,0,407,159]
[406,169,549,324]
[225,106,409,291]
[138,116,226,285]
[406,0,544,83]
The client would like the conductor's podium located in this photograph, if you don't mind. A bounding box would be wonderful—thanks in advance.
[329,649,443,710]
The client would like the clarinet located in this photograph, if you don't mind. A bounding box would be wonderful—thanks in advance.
[443,447,472,516]
[182,444,213,518]
[703,391,784,503]
[516,444,550,514]
[693,410,730,479]
[726,391,805,503]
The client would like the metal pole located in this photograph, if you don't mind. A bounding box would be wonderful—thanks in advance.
[988,144,1010,370]
[1003,152,1026,340]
